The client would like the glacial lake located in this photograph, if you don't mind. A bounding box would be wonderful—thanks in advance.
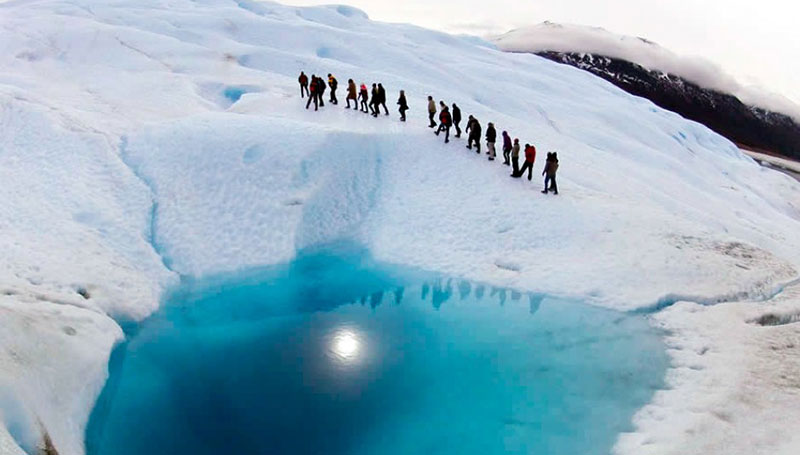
[86,246,667,455]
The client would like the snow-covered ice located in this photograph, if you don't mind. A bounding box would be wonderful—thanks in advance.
[615,284,800,455]
[1,0,799,453]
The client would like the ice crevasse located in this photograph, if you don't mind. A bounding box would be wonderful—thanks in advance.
[0,0,800,454]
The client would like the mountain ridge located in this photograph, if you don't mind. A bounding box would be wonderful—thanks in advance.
[493,23,800,160]
[535,50,800,160]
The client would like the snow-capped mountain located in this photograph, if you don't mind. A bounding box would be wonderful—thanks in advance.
[1,2,799,455]
[493,22,800,160]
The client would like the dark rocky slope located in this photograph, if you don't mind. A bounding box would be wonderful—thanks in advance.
[533,51,800,160]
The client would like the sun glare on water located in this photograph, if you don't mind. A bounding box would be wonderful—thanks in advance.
[331,328,361,361]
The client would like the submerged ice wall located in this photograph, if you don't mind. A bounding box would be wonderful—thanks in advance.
[0,0,799,454]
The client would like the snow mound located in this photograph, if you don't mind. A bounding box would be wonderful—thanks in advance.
[492,22,800,122]
[0,0,799,454]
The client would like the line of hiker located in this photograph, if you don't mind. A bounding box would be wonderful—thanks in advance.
[300,71,392,118]
[427,95,559,194]
[299,72,334,110]
[298,70,559,194]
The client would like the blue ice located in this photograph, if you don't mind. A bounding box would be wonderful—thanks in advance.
[86,246,667,455]
[223,86,247,103]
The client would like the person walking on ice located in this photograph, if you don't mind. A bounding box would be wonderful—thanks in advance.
[359,83,369,113]
[486,122,497,161]
[346,79,358,109]
[510,138,520,175]
[316,76,325,107]
[466,116,481,153]
[427,96,437,128]
[376,83,389,115]
[512,143,536,180]
[327,74,338,105]
[369,83,379,116]
[305,75,318,110]
[435,102,452,143]
[502,131,512,165]
[299,71,309,98]
[542,152,559,194]
[452,103,462,138]
[397,90,409,121]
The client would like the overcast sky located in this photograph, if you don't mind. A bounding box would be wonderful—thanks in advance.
[281,0,799,106]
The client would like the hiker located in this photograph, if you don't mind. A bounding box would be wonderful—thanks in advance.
[513,143,536,180]
[542,152,559,194]
[377,83,389,115]
[327,74,338,105]
[370,83,379,117]
[435,103,452,143]
[315,76,325,107]
[466,116,481,153]
[299,71,309,98]
[510,138,520,175]
[346,79,358,109]
[452,103,462,138]
[305,75,318,110]
[397,90,409,121]
[427,96,437,128]
[359,83,369,112]
[502,131,512,165]
[486,122,497,161]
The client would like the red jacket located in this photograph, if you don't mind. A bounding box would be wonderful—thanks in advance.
[525,145,536,163]
[440,110,452,126]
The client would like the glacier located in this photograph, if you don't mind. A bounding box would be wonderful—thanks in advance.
[0,0,799,454]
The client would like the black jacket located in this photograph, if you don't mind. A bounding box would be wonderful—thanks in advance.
[377,86,386,104]
[486,125,496,143]
[452,106,461,124]
[397,95,408,110]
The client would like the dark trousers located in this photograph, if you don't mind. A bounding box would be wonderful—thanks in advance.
[511,157,519,175]
[503,147,511,165]
[300,84,309,98]
[379,102,388,115]
[454,121,461,137]
[516,160,533,180]
[330,88,337,104]
[399,107,407,121]
[436,124,450,142]
[428,111,436,127]
[360,98,368,112]
[318,92,324,107]
[467,135,481,152]
[544,175,558,193]
[305,93,318,110]
[347,97,356,108]
[370,102,378,116]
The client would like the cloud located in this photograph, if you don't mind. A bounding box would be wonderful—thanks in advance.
[445,21,512,36]
[492,22,800,122]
